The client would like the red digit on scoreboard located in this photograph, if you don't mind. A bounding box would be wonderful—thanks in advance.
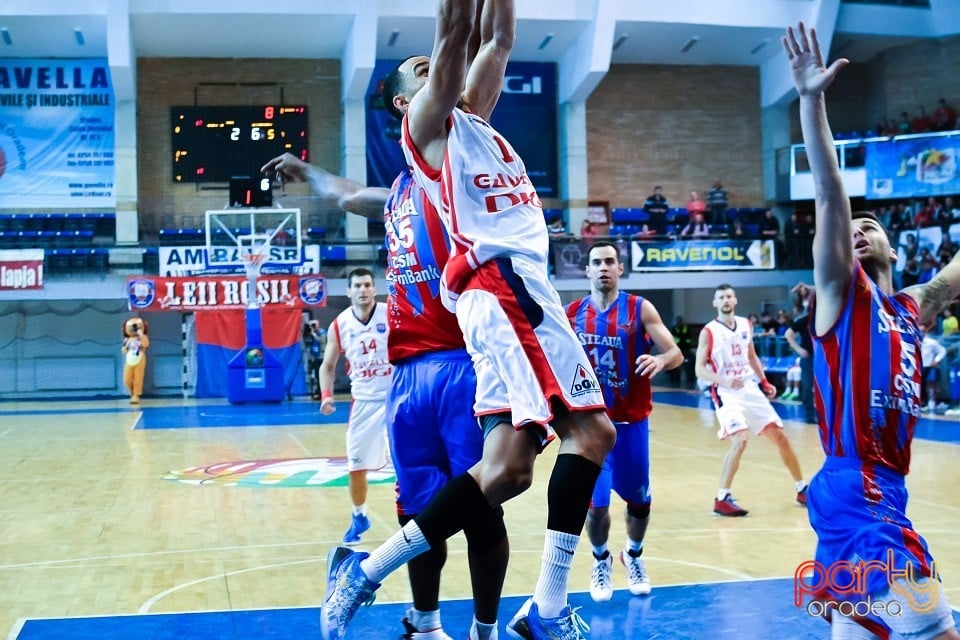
[265,106,274,119]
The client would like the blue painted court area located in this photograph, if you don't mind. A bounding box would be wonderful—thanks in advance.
[18,578,959,640]
[137,401,349,429]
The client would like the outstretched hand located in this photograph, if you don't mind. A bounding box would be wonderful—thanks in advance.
[260,152,309,184]
[782,22,848,97]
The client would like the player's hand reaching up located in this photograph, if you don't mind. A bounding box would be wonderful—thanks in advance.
[782,22,848,97]
[261,152,308,184]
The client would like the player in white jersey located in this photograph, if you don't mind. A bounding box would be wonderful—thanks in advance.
[319,268,393,546]
[319,3,615,640]
[695,284,807,518]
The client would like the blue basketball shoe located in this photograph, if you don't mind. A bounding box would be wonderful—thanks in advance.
[320,546,380,640]
[342,512,370,546]
[506,599,589,640]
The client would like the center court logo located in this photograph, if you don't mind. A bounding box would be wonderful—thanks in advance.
[165,457,396,488]
[794,551,938,619]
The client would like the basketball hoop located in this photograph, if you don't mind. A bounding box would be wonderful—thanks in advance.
[241,251,267,309]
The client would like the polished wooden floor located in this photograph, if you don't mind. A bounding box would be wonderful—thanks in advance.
[1,391,957,637]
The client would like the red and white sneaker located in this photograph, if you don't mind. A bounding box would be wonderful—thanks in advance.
[713,495,749,517]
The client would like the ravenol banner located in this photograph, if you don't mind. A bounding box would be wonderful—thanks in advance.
[0,59,115,207]
[630,239,776,271]
[866,136,959,200]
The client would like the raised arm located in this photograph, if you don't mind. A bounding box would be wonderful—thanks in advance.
[461,0,514,121]
[783,23,851,333]
[406,0,477,163]
[260,153,388,220]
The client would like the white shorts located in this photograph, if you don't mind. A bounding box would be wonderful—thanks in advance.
[829,577,955,640]
[457,255,606,427]
[345,399,388,471]
[713,382,783,439]
[787,367,801,383]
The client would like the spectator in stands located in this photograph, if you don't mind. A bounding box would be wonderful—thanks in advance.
[933,98,957,132]
[900,256,920,288]
[783,212,814,269]
[580,219,599,242]
[894,202,913,230]
[921,330,947,413]
[729,219,745,238]
[877,117,897,137]
[918,254,939,285]
[897,111,912,134]
[707,180,729,226]
[877,205,894,231]
[759,209,780,238]
[670,316,695,388]
[913,199,935,228]
[643,186,670,234]
[685,191,707,222]
[941,308,959,337]
[758,310,777,336]
[679,212,710,239]
[748,313,763,334]
[946,196,960,222]
[938,235,957,267]
[784,282,815,423]
[901,232,919,261]
[774,309,791,337]
[911,105,933,133]
[547,216,571,276]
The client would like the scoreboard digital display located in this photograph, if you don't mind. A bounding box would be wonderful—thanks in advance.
[171,105,308,183]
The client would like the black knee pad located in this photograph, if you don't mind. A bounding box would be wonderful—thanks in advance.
[463,506,507,554]
[627,501,651,520]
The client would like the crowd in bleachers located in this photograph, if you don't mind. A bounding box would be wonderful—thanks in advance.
[833,97,957,140]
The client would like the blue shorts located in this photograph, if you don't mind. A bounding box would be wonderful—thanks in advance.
[590,418,651,510]
[387,349,484,516]
[806,456,937,634]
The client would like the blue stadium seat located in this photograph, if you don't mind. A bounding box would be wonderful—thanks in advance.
[305,227,327,240]
[543,209,563,225]
[611,208,648,225]
[321,244,347,265]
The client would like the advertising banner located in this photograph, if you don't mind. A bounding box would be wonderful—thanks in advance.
[630,239,776,271]
[0,59,115,207]
[866,136,959,200]
[0,248,44,290]
[126,274,327,311]
[158,245,321,277]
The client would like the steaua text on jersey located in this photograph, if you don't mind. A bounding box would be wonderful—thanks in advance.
[566,292,652,422]
[383,171,464,363]
[811,263,922,475]
[400,108,550,311]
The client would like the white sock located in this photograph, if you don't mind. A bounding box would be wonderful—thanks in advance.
[532,529,579,618]
[470,617,498,640]
[796,480,807,492]
[625,537,643,555]
[717,488,731,501]
[352,504,366,517]
[592,543,609,558]
[409,607,441,632]
[359,521,429,583]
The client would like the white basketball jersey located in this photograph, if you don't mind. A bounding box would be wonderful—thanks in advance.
[401,108,549,310]
[703,316,757,383]
[332,302,392,401]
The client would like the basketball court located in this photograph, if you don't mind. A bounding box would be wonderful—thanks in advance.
[2,391,957,639]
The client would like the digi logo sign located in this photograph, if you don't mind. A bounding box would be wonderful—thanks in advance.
[502,76,543,94]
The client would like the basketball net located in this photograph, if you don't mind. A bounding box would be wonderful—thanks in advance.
[241,247,267,309]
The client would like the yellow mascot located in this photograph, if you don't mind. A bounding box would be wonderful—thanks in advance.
[122,317,150,404]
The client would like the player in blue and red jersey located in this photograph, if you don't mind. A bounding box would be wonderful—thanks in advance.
[262,153,508,640]
[785,23,959,640]
[565,241,682,603]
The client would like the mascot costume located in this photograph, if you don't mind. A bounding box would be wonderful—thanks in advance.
[122,317,150,403]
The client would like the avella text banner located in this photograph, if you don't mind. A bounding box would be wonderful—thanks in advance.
[126,274,327,311]
[630,239,776,271]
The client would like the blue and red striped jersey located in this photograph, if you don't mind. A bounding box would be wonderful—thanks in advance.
[566,292,652,422]
[811,263,922,475]
[383,171,465,363]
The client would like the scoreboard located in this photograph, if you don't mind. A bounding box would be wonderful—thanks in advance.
[171,105,308,183]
